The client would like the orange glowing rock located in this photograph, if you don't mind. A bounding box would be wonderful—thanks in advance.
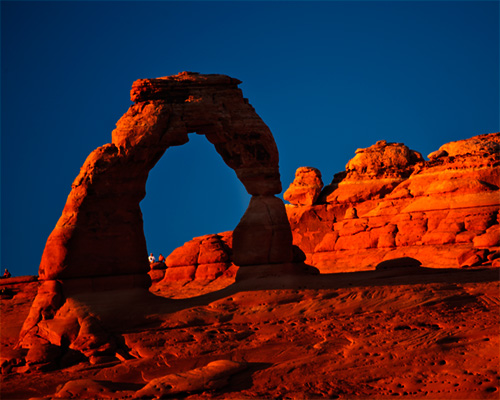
[284,166,323,206]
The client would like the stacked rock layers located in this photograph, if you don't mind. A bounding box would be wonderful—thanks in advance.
[286,133,500,272]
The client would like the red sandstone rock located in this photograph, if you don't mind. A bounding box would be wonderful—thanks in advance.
[473,225,500,247]
[156,233,234,284]
[13,72,500,391]
[149,262,166,271]
[156,134,498,279]
[25,339,61,370]
[163,265,197,282]
[148,269,165,284]
[458,249,488,268]
[430,132,500,158]
[285,133,500,272]
[133,359,246,398]
[284,166,323,206]
[39,72,288,282]
[166,240,200,268]
[22,73,294,363]
[198,235,231,264]
[346,140,424,175]
[321,141,424,204]
[3,271,499,399]
[49,379,120,399]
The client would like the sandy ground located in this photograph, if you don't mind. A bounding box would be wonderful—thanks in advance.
[1,266,499,399]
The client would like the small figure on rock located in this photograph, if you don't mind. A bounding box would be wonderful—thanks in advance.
[158,254,165,263]
[148,253,156,263]
[2,269,11,278]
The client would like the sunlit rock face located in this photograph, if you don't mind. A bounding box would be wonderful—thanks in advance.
[320,140,424,204]
[284,167,324,206]
[286,132,500,272]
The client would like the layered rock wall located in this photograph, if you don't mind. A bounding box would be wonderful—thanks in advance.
[287,133,500,271]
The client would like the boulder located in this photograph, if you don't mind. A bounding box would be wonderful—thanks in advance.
[345,140,424,176]
[284,166,323,206]
[473,225,500,247]
[458,249,488,268]
[323,140,423,203]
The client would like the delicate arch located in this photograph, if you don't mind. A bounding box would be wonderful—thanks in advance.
[39,72,293,282]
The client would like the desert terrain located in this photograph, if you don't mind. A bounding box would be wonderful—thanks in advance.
[1,266,499,399]
[1,73,498,399]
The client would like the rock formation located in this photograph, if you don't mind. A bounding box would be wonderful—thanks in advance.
[18,72,296,368]
[287,133,500,272]
[39,72,292,283]
[133,359,246,398]
[159,132,499,284]
[3,107,499,398]
[155,232,235,283]
[284,166,323,206]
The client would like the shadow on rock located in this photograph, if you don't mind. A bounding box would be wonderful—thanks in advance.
[375,257,422,270]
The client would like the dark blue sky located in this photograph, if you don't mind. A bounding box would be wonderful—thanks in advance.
[1,1,499,277]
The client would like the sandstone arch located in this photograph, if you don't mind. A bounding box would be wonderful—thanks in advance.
[39,72,293,282]
[18,73,296,365]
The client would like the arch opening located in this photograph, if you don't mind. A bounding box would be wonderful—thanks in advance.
[142,132,251,259]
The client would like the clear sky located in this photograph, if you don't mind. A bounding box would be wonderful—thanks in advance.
[1,1,499,277]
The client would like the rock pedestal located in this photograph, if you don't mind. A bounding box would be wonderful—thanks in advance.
[233,196,293,266]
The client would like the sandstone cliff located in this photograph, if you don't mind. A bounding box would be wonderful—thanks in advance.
[290,133,499,272]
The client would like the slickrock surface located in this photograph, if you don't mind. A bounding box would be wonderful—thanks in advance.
[2,269,498,399]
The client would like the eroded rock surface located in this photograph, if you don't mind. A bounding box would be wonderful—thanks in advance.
[134,360,246,399]
[284,166,323,206]
[286,133,500,272]
[39,72,291,282]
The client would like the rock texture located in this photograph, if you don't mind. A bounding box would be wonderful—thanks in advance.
[286,133,500,272]
[157,232,236,283]
[2,268,499,399]
[19,72,295,366]
[134,360,246,399]
[284,166,323,206]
